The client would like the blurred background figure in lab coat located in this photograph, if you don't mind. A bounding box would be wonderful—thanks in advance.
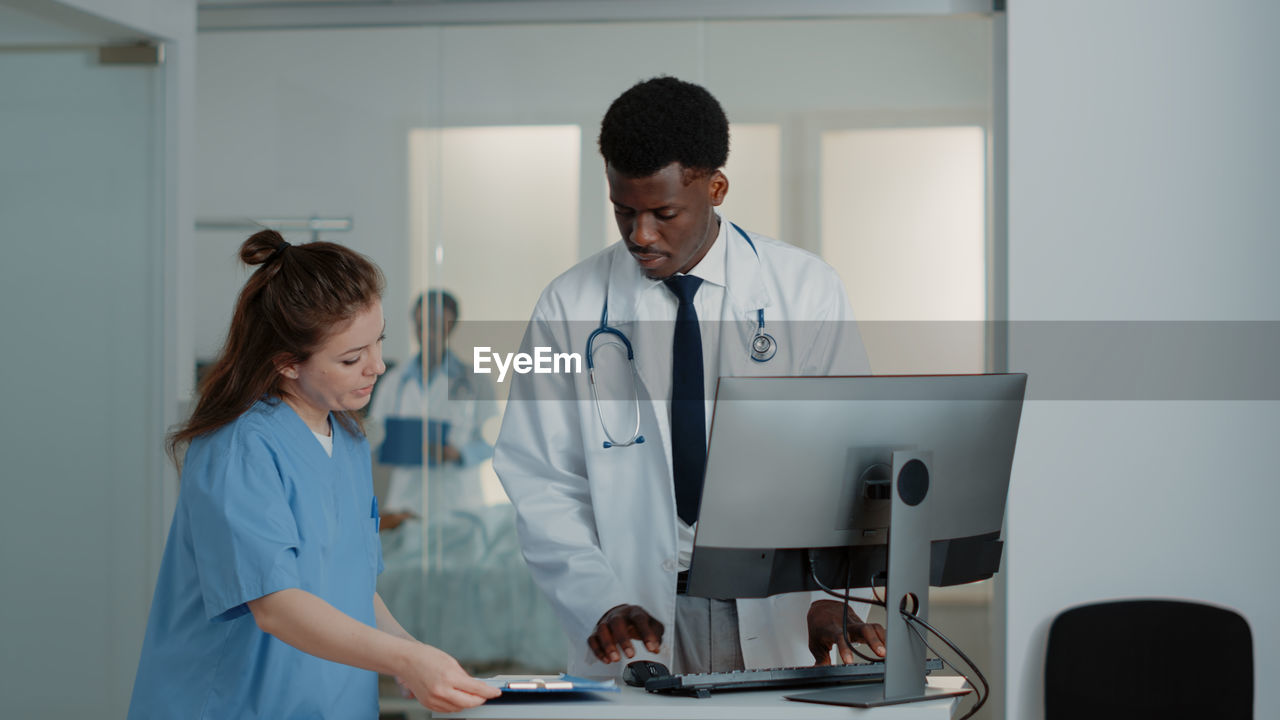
[369,290,497,535]
[370,291,567,672]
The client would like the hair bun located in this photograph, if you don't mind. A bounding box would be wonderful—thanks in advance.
[241,229,290,266]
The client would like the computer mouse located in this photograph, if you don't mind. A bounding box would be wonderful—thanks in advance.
[622,660,670,687]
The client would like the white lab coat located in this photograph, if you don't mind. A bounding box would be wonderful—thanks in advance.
[369,351,497,523]
[493,220,868,677]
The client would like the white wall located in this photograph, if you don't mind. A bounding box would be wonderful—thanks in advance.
[1005,2,1280,718]
[194,17,992,364]
[56,0,191,40]
[0,0,194,716]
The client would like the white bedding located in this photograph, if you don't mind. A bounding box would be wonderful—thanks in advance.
[377,504,569,672]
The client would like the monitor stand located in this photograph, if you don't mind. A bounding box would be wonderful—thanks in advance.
[787,451,971,708]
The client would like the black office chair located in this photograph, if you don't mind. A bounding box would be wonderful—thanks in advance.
[1044,598,1252,719]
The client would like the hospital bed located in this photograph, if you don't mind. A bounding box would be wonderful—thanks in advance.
[376,503,569,673]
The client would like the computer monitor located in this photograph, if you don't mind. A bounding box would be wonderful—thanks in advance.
[687,373,1026,708]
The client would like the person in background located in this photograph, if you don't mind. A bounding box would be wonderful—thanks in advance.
[128,231,499,718]
[369,290,497,531]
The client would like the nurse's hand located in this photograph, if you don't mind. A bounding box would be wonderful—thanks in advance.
[400,644,501,713]
[807,599,886,665]
[588,604,664,663]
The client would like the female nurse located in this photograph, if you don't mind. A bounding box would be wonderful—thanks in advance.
[127,230,501,718]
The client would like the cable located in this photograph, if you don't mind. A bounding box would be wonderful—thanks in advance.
[805,549,882,606]
[901,611,989,699]
[864,568,891,663]
[841,595,882,663]
[806,549,988,712]
[839,551,884,664]
[869,570,887,606]
[902,619,984,720]
[902,618,980,717]
[900,611,989,720]
[804,550,883,663]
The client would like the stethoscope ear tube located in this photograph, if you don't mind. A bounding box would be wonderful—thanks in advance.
[590,223,780,447]
[588,361,646,449]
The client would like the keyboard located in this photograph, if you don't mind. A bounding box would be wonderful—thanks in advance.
[644,659,944,697]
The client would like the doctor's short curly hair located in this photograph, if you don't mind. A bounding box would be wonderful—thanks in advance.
[598,75,730,181]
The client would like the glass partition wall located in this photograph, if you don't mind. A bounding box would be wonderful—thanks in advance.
[395,13,995,677]
[2,44,165,718]
[194,11,996,710]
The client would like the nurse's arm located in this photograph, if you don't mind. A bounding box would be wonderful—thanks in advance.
[247,588,500,713]
[373,592,422,700]
[373,591,413,641]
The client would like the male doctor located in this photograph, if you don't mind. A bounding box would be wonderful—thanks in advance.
[494,76,884,677]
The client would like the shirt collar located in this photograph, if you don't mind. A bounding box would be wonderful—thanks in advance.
[605,215,769,321]
[406,350,465,387]
[676,216,728,288]
[438,350,465,379]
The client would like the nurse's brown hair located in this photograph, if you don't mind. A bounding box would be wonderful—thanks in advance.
[167,229,385,466]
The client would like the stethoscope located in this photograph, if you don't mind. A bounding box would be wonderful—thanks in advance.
[391,355,423,415]
[586,223,777,449]
[391,354,472,415]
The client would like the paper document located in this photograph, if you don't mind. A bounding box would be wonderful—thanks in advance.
[484,674,619,694]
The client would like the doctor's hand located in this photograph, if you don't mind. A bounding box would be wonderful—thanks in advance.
[429,443,462,465]
[380,511,416,531]
[588,604,665,663]
[398,643,500,713]
[807,599,886,665]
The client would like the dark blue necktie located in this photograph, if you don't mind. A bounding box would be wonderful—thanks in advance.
[665,274,706,525]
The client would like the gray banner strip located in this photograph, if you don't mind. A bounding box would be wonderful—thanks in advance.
[424,321,1280,401]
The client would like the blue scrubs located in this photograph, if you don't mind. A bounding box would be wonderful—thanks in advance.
[129,399,384,719]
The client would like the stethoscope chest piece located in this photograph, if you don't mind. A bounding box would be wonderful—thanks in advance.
[590,222,780,447]
[750,331,777,362]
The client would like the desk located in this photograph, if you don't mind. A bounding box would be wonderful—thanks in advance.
[437,677,967,720]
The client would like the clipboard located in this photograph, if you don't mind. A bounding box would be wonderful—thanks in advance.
[377,417,450,467]
[484,674,619,694]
